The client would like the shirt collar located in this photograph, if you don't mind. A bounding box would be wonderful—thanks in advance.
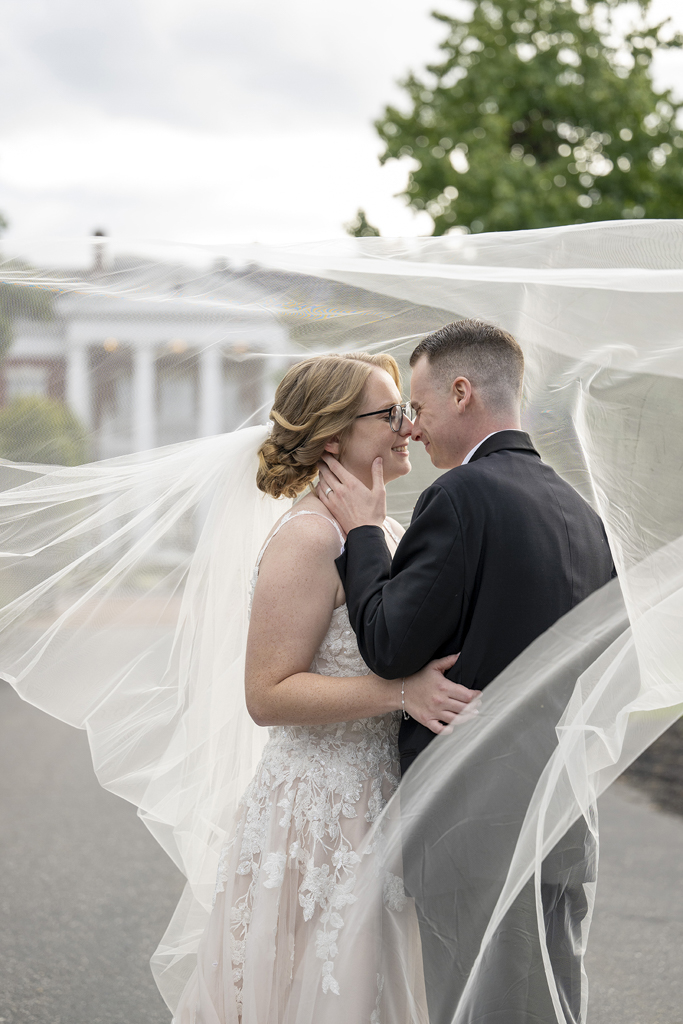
[461,431,501,465]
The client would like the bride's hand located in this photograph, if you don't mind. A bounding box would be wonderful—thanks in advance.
[403,654,481,734]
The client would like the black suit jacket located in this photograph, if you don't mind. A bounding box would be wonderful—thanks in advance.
[335,431,615,774]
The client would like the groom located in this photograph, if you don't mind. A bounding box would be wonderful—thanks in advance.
[318,319,615,771]
[318,319,615,1021]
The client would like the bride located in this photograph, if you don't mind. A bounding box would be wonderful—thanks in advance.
[173,351,472,1023]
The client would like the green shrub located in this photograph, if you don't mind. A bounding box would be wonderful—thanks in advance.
[0,395,89,465]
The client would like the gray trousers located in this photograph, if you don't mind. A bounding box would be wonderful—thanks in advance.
[416,825,594,1024]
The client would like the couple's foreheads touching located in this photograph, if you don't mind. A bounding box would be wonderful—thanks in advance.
[257,318,524,499]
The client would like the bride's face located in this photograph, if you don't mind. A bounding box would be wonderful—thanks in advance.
[331,367,413,487]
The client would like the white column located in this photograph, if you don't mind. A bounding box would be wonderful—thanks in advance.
[199,345,223,436]
[133,346,155,452]
[66,344,91,429]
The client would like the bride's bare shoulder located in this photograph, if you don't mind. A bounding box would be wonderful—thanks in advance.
[260,496,344,566]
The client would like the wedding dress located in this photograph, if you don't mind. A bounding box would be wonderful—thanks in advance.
[173,509,426,1024]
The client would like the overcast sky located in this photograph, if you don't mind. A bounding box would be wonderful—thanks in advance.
[2,0,683,259]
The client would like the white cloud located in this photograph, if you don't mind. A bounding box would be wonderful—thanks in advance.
[0,0,448,132]
[0,117,434,245]
[0,0,448,254]
[1,0,682,262]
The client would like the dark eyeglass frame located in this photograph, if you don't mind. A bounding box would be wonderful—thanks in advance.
[355,403,412,433]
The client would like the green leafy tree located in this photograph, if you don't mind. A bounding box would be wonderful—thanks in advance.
[376,0,683,233]
[345,208,382,236]
[0,395,89,465]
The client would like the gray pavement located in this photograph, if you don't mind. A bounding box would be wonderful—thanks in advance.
[0,682,183,1024]
[1,680,681,1023]
[585,780,683,1024]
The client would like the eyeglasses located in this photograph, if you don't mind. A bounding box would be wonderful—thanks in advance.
[355,403,413,433]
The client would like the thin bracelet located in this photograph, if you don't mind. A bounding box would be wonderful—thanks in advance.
[401,679,409,720]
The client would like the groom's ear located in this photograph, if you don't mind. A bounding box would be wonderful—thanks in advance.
[452,376,472,409]
[324,436,341,455]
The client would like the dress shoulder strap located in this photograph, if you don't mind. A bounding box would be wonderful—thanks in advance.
[383,519,400,545]
[254,509,345,570]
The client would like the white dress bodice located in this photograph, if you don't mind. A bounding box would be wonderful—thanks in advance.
[250,507,400,768]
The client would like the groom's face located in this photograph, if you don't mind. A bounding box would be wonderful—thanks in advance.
[410,356,468,469]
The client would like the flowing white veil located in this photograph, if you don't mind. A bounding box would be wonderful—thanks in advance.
[0,425,291,1003]
[1,220,682,1020]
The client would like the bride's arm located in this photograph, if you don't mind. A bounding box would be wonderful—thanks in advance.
[245,515,472,730]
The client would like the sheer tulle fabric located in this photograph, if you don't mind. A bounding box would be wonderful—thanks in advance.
[0,425,290,1005]
[0,221,682,1022]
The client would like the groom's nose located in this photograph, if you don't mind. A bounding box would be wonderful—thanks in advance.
[399,414,413,437]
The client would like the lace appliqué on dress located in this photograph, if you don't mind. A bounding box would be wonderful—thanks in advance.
[214,604,401,1007]
[213,511,403,1011]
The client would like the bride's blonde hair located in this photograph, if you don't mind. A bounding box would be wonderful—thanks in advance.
[257,352,401,499]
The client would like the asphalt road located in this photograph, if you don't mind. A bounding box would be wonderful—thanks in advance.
[584,781,683,1024]
[0,682,184,1024]
[1,681,681,1024]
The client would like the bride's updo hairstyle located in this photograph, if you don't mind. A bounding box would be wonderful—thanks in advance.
[257,352,401,499]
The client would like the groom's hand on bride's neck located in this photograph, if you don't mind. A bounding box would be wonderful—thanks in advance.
[316,454,386,533]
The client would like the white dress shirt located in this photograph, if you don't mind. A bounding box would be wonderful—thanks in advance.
[461,431,501,466]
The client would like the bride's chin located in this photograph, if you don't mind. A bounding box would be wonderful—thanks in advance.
[385,461,412,482]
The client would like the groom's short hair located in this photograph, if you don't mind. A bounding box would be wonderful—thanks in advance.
[410,319,524,409]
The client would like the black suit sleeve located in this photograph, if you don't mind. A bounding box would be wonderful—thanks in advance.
[335,484,466,678]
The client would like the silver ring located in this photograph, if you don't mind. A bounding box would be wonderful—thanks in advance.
[325,486,333,497]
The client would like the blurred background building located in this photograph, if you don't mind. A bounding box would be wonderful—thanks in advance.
[0,243,291,461]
